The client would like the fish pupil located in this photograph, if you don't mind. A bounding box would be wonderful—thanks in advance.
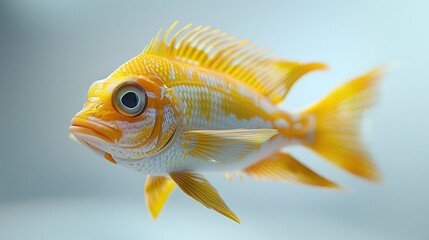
[121,92,138,108]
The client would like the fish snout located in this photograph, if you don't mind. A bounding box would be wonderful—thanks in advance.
[69,117,121,144]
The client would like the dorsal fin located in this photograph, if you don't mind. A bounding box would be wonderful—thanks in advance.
[143,21,327,104]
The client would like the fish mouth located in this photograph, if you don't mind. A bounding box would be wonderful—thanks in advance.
[69,117,117,144]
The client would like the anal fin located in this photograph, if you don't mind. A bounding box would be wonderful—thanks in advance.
[243,152,340,188]
[170,171,240,223]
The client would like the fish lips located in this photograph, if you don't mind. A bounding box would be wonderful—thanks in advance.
[69,117,119,155]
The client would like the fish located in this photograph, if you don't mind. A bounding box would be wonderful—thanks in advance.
[69,21,383,223]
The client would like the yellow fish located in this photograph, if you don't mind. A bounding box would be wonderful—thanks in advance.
[69,22,382,223]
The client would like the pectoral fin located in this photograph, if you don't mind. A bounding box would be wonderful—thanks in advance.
[183,129,278,163]
[144,175,175,219]
[244,152,340,188]
[170,171,240,223]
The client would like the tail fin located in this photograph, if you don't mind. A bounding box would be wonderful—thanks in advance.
[301,68,384,181]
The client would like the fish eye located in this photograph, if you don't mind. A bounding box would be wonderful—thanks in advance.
[113,83,147,117]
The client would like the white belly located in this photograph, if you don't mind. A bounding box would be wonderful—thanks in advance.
[114,133,292,175]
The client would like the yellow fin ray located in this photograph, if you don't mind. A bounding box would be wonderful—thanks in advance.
[243,152,340,188]
[170,172,240,223]
[176,25,203,57]
[302,67,384,181]
[166,23,192,58]
[194,31,227,62]
[144,176,175,219]
[183,129,278,163]
[188,28,221,61]
[182,25,211,59]
[208,40,249,69]
[142,22,326,104]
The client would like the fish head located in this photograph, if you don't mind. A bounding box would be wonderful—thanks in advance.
[70,75,178,162]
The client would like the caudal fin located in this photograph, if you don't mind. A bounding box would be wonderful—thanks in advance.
[301,68,384,181]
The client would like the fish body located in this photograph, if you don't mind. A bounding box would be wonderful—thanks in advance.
[110,54,298,174]
[70,22,382,223]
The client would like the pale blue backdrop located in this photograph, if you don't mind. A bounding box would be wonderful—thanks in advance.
[0,0,428,239]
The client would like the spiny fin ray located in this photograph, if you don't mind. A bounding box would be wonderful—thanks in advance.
[142,21,327,104]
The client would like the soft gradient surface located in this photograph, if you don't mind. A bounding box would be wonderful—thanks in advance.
[1,0,428,239]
